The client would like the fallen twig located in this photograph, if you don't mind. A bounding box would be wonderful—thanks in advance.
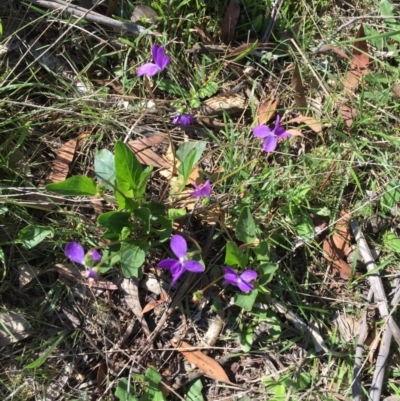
[24,0,153,36]
[352,288,373,401]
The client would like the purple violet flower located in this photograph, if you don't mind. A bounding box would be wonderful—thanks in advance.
[172,113,194,127]
[223,267,258,292]
[190,180,211,198]
[157,235,204,285]
[137,44,171,78]
[252,115,291,152]
[65,242,101,280]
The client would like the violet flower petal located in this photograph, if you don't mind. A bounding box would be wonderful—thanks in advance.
[240,270,258,282]
[153,45,170,69]
[84,269,98,280]
[157,259,181,270]
[263,135,278,152]
[237,279,254,292]
[252,125,272,138]
[65,242,85,265]
[151,44,159,63]
[91,250,101,263]
[223,267,240,286]
[170,235,187,259]
[182,260,205,273]
[170,264,185,285]
[137,63,160,77]
[190,180,211,198]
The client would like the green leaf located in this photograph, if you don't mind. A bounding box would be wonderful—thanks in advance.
[17,225,54,249]
[94,149,116,191]
[234,289,258,311]
[133,208,151,234]
[158,79,187,96]
[225,241,248,267]
[115,378,138,401]
[178,148,197,188]
[26,331,68,368]
[176,142,207,167]
[98,211,132,233]
[381,180,400,212]
[45,176,97,196]
[147,202,166,218]
[198,82,218,99]
[239,325,253,352]
[137,165,153,200]
[254,241,270,261]
[121,243,148,278]
[115,141,143,195]
[258,264,278,286]
[236,207,256,243]
[140,366,165,401]
[153,216,173,243]
[383,231,400,253]
[294,213,314,240]
[168,208,187,220]
[0,205,8,215]
[99,246,121,271]
[231,41,259,63]
[186,378,204,401]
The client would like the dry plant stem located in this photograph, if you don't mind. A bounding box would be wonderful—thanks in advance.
[350,220,400,347]
[261,0,285,43]
[24,0,149,36]
[370,324,392,401]
[352,288,373,401]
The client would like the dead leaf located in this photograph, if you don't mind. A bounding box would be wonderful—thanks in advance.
[0,312,32,345]
[322,211,352,279]
[128,136,170,169]
[221,0,240,43]
[49,140,77,183]
[392,82,400,99]
[285,128,304,137]
[317,45,350,60]
[142,292,170,315]
[171,339,232,384]
[292,63,307,109]
[343,24,369,93]
[226,41,260,59]
[200,93,246,116]
[339,105,358,128]
[287,116,322,135]
[97,362,107,388]
[130,4,158,23]
[256,95,278,125]
[90,198,103,216]
[18,264,38,291]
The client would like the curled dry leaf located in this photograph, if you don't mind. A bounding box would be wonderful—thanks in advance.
[200,93,246,116]
[317,45,350,60]
[287,116,322,136]
[343,24,369,93]
[322,211,352,279]
[128,135,170,169]
[171,339,232,384]
[0,311,32,345]
[256,94,278,125]
[340,104,358,128]
[221,0,241,43]
[49,139,77,183]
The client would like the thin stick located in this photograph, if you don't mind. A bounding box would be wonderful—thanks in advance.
[24,0,151,36]
[261,0,285,43]
[350,220,400,347]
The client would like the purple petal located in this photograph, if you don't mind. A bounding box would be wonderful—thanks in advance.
[183,260,205,273]
[172,113,194,127]
[172,115,181,124]
[170,264,185,286]
[277,129,292,139]
[151,44,160,62]
[223,267,239,286]
[252,125,272,138]
[262,136,278,152]
[83,269,98,280]
[170,235,187,259]
[157,259,180,270]
[90,250,101,263]
[190,180,211,198]
[237,279,254,292]
[65,242,85,265]
[137,63,160,77]
[274,115,281,130]
[240,270,258,282]
[153,45,170,70]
